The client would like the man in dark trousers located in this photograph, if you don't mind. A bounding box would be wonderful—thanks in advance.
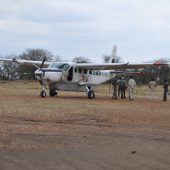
[163,79,169,101]
[111,76,118,99]
[120,77,126,99]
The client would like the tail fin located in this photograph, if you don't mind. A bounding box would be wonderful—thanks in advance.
[109,45,117,63]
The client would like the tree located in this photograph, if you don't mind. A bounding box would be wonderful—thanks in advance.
[0,55,19,80]
[19,48,53,61]
[52,55,63,62]
[154,58,170,84]
[102,54,110,63]
[72,56,91,63]
[137,57,170,84]
[102,54,122,63]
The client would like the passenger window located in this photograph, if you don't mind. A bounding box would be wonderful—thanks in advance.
[89,70,92,74]
[78,68,82,73]
[84,69,87,74]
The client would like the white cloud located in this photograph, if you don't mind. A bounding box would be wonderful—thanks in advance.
[0,0,170,62]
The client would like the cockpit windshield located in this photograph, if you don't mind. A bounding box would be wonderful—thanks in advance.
[48,63,71,71]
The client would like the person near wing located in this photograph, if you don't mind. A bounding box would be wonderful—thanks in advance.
[120,77,126,99]
[162,79,169,101]
[127,76,136,100]
[111,76,118,99]
[148,78,157,100]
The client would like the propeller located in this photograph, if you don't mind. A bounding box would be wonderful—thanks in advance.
[32,58,46,70]
[35,58,46,86]
[40,58,46,69]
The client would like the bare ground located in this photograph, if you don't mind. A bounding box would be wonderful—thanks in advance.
[0,81,170,170]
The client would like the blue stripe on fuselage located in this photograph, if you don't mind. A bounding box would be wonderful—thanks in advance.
[42,69,63,72]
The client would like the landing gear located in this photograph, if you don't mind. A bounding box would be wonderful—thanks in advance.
[40,90,46,98]
[88,89,95,99]
[39,77,57,98]
[40,80,47,98]
[49,90,57,97]
[84,84,95,99]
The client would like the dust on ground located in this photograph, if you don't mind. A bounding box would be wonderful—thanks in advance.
[0,81,170,170]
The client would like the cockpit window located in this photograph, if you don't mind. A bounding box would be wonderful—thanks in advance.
[48,63,71,71]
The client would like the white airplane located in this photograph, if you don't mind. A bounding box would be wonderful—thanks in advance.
[0,46,167,99]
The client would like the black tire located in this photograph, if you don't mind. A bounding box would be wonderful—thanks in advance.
[49,90,57,97]
[40,90,46,98]
[88,90,95,99]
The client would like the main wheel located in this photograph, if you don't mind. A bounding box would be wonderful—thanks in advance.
[49,90,57,97]
[88,90,95,99]
[40,90,46,98]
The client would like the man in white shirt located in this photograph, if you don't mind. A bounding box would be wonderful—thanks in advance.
[128,76,136,100]
[149,79,156,100]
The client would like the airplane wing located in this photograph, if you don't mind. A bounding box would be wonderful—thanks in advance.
[0,58,51,67]
[0,58,168,70]
[110,70,144,75]
[74,62,168,70]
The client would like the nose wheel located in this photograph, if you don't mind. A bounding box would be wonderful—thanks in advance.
[40,80,47,98]
[40,90,46,98]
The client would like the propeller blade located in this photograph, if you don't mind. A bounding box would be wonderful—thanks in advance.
[33,64,40,69]
[40,58,46,69]
[23,73,34,75]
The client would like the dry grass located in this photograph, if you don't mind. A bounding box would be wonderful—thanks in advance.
[0,80,169,129]
[0,80,170,170]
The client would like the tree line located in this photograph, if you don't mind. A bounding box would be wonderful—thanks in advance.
[0,48,170,84]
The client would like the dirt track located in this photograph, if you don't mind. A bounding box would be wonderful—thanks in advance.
[0,81,170,170]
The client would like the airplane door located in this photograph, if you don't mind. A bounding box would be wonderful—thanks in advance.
[67,67,73,81]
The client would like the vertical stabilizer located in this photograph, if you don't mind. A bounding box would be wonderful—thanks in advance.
[109,45,117,63]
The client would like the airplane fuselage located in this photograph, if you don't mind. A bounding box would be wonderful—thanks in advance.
[35,62,115,92]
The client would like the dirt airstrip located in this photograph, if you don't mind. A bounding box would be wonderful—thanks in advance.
[0,81,170,170]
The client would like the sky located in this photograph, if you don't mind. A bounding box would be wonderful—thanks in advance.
[0,0,170,63]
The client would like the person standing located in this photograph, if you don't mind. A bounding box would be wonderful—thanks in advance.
[111,76,118,99]
[120,77,126,99]
[117,77,121,98]
[149,79,157,100]
[162,79,169,101]
[127,76,136,100]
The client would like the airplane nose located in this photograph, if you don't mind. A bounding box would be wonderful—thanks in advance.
[44,71,62,82]
[35,70,45,79]
[35,69,63,82]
